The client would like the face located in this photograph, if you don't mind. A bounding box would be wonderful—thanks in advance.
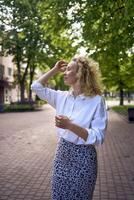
[63,61,79,86]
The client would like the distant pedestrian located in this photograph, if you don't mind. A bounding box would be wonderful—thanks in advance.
[31,55,108,200]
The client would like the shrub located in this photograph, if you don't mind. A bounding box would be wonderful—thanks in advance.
[2,101,45,112]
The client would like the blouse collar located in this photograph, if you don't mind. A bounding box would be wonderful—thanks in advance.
[68,90,86,100]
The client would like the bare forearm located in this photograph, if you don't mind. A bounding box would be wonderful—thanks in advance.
[68,123,88,141]
[37,67,58,86]
[55,115,88,141]
[37,60,67,86]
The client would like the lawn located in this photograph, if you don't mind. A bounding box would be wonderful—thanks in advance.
[111,105,134,117]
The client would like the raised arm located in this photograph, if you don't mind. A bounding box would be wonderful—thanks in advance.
[37,60,67,86]
[31,60,67,108]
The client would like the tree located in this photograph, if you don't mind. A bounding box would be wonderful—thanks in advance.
[52,0,134,105]
[82,0,134,105]
[0,0,77,102]
[0,0,46,101]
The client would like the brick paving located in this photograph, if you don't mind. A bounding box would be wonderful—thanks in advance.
[0,104,134,200]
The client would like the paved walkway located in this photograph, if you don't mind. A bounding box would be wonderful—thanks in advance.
[0,105,134,200]
[106,99,134,108]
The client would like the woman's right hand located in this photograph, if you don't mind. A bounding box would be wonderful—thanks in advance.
[54,60,68,73]
[37,60,68,85]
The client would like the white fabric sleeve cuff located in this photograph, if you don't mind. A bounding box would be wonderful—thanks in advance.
[31,81,44,90]
[85,128,105,146]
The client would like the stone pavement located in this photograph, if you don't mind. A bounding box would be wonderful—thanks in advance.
[0,104,134,200]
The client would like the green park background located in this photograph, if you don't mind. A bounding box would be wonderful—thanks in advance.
[0,0,134,116]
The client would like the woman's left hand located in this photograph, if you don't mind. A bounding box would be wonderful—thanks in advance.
[55,115,71,129]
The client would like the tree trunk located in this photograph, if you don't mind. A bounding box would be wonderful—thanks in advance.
[20,82,25,102]
[119,88,124,105]
[127,92,131,103]
[118,70,124,105]
[20,59,30,103]
[28,65,36,101]
[16,55,23,102]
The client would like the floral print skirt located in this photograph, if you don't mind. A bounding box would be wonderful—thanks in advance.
[51,137,97,200]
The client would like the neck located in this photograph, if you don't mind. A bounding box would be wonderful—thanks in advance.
[71,83,82,96]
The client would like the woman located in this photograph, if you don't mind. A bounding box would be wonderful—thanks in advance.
[31,55,108,200]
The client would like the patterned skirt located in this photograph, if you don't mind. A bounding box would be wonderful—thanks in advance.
[51,138,97,200]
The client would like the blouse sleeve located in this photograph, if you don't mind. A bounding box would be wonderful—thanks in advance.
[31,81,60,109]
[85,97,108,146]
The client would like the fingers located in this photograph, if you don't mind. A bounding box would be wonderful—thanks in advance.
[55,116,62,128]
[55,115,70,129]
[60,65,67,72]
[55,115,61,124]
[55,115,68,120]
[55,115,62,120]
[56,60,68,71]
[60,63,68,72]
[55,116,69,124]
[55,115,65,127]
[58,60,68,64]
[54,60,68,73]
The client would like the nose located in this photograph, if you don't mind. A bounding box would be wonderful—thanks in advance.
[63,70,67,75]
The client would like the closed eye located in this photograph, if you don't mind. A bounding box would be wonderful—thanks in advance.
[67,66,71,71]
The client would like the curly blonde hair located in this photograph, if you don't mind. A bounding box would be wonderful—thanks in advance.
[72,56,102,96]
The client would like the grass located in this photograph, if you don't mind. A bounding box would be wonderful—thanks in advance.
[3,104,36,112]
[111,105,134,116]
[1,100,45,112]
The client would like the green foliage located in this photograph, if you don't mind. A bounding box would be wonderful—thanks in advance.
[1,0,134,106]
[0,0,77,102]
[4,103,36,112]
[52,0,134,105]
[3,99,45,112]
[112,105,134,116]
[82,0,134,98]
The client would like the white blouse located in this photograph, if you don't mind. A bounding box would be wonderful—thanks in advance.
[31,81,108,146]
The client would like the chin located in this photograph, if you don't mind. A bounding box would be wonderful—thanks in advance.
[64,80,71,86]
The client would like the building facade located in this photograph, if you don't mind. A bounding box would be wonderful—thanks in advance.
[0,56,19,104]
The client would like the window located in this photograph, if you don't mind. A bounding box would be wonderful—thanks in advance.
[0,64,4,78]
[8,67,12,76]
[6,96,8,101]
